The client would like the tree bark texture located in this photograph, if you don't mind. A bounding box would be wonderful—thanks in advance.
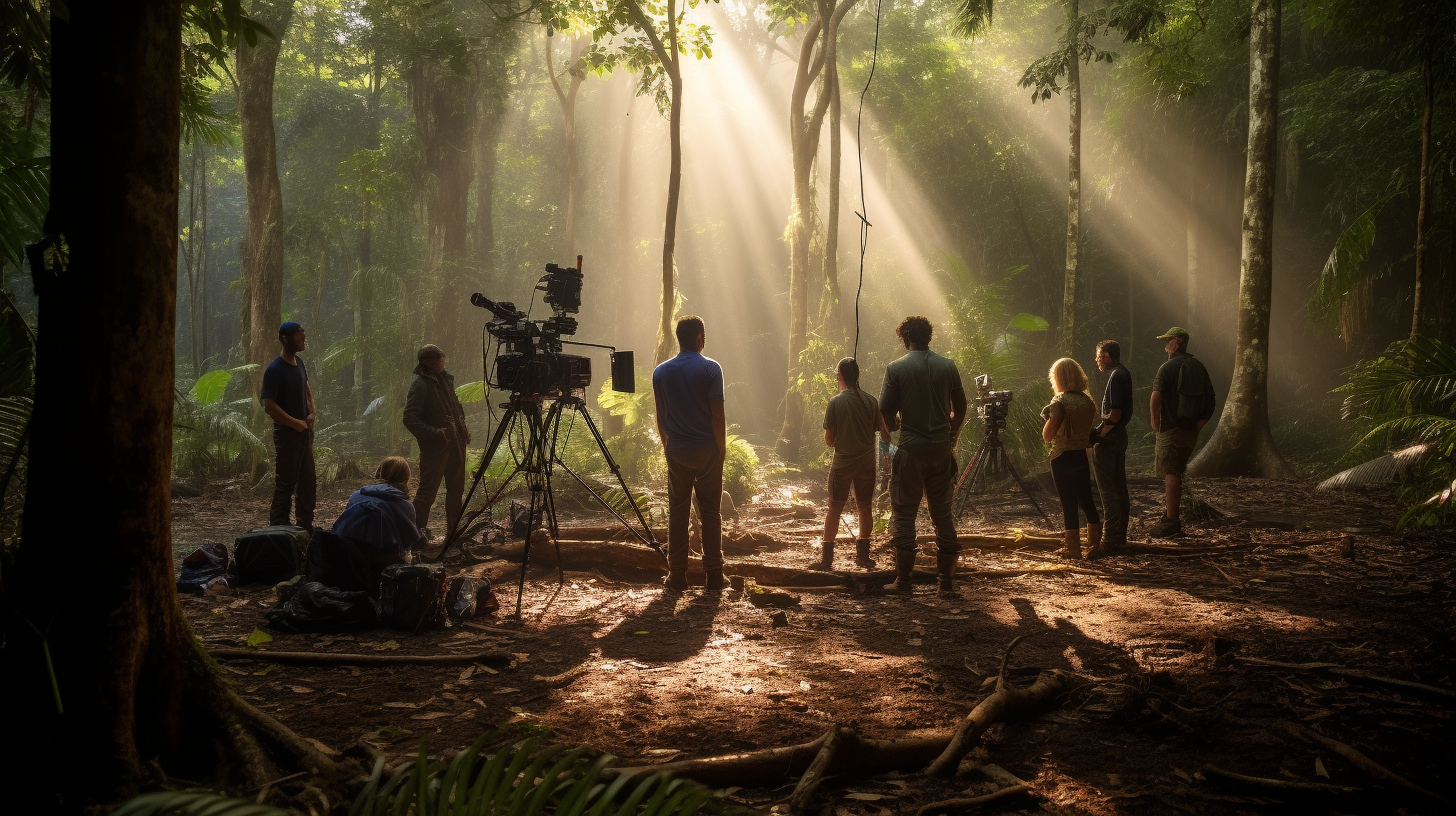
[5,2,213,808]
[1060,0,1081,356]
[822,9,844,344]
[474,50,512,282]
[1411,55,1433,340]
[239,0,295,383]
[656,0,684,365]
[1188,0,1294,478]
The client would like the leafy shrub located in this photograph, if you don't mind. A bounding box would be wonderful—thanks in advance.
[173,365,263,479]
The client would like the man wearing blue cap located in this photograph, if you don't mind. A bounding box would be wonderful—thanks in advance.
[261,321,317,529]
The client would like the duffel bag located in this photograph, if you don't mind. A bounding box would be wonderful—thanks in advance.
[379,563,447,631]
[233,525,309,585]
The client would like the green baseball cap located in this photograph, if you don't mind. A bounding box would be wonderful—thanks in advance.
[1156,327,1190,339]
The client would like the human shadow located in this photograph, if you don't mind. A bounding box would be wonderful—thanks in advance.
[595,589,722,665]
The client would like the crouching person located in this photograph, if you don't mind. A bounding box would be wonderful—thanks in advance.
[305,457,421,594]
[816,357,889,570]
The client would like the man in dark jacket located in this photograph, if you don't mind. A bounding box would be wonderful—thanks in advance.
[403,344,471,536]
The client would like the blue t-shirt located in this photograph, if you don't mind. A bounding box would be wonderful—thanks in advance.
[260,356,309,426]
[652,351,724,453]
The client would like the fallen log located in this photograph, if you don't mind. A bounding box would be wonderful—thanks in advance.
[1236,656,1456,702]
[924,636,1072,776]
[208,648,513,667]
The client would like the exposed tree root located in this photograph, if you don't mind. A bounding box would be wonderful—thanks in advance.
[1269,720,1451,806]
[1202,764,1362,796]
[925,637,1071,776]
[913,784,1030,816]
[787,724,849,813]
[208,648,513,667]
[1236,656,1456,702]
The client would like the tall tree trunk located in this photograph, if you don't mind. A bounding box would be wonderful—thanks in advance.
[238,0,295,387]
[199,150,210,367]
[411,57,478,352]
[1188,0,1293,478]
[474,62,510,284]
[183,147,202,376]
[1185,197,1198,327]
[823,16,843,345]
[1411,54,1433,340]
[1060,0,1081,357]
[611,85,638,347]
[654,0,684,365]
[548,35,588,261]
[4,3,345,809]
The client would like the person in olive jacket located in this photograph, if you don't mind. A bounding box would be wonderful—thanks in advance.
[403,344,471,536]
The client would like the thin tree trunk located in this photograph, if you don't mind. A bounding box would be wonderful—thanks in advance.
[183,147,202,376]
[1188,0,1294,478]
[474,61,509,283]
[823,15,843,345]
[655,0,684,365]
[548,35,588,261]
[199,150,210,367]
[612,86,637,347]
[1061,0,1081,357]
[1185,198,1198,327]
[1411,54,1433,340]
[238,0,295,389]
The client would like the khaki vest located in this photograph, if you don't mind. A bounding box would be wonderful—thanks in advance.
[1049,392,1097,458]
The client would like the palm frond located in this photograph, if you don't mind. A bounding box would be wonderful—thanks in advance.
[1317,443,1434,490]
[1308,189,1399,339]
[112,791,285,816]
[1339,337,1456,418]
[952,0,994,38]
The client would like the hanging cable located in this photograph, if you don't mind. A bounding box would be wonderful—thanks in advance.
[851,0,885,360]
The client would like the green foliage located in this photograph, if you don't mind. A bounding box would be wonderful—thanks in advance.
[723,433,763,505]
[1336,337,1456,528]
[173,366,265,479]
[596,374,665,486]
[1306,188,1401,342]
[112,791,285,816]
[350,735,715,816]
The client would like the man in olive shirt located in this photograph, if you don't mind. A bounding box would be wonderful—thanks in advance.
[879,316,967,595]
[1148,327,1216,538]
[819,357,889,570]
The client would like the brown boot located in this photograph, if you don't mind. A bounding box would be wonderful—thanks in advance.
[1085,523,1106,560]
[855,538,877,569]
[1057,529,1082,560]
[882,549,916,593]
[812,540,834,570]
[936,550,958,596]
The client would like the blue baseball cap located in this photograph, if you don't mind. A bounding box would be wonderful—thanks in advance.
[278,321,303,338]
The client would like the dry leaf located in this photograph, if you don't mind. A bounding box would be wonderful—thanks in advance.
[1315,757,1329,779]
[246,629,273,648]
[411,712,449,720]
[289,686,313,694]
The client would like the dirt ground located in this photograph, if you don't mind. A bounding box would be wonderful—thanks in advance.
[173,473,1456,815]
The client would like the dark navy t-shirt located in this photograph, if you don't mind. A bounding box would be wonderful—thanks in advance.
[652,351,724,453]
[261,356,309,426]
[1100,364,1133,429]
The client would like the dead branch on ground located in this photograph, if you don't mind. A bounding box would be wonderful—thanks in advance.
[1202,764,1362,796]
[209,648,513,667]
[1236,656,1456,702]
[1268,721,1451,806]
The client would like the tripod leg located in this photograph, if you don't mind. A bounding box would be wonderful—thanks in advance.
[541,400,567,585]
[568,403,662,553]
[435,402,519,562]
[1003,456,1053,526]
[954,440,992,518]
[513,402,551,618]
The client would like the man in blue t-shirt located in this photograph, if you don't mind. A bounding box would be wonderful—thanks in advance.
[652,315,727,593]
[260,321,317,529]
[1090,339,1132,557]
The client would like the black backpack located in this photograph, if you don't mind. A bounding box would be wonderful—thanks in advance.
[379,563,448,631]
[1173,356,1214,428]
[232,525,310,585]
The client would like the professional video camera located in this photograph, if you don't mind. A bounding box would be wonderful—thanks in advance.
[972,373,1014,433]
[470,261,633,397]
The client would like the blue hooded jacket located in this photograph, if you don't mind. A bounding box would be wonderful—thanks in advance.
[331,483,420,557]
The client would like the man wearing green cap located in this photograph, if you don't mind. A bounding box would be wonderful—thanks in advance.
[1148,328,1215,537]
[404,344,471,537]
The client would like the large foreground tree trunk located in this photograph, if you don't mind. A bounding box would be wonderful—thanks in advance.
[1188,0,1293,478]
[238,0,295,383]
[0,6,351,812]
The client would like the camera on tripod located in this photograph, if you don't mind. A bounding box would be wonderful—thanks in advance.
[471,260,634,397]
[972,373,1014,433]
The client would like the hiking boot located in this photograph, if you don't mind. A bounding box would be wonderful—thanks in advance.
[1149,517,1183,538]
[811,540,834,571]
[855,539,877,569]
[882,549,916,594]
[936,550,958,596]
[704,572,727,592]
[1057,530,1082,560]
[1085,522,1108,560]
[663,573,689,593]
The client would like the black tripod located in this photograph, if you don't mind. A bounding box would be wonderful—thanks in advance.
[434,391,661,617]
[951,422,1051,525]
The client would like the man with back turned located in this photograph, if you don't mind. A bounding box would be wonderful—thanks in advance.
[653,316,727,593]
[879,316,967,596]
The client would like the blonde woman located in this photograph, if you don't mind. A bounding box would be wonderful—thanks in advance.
[1040,358,1100,559]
